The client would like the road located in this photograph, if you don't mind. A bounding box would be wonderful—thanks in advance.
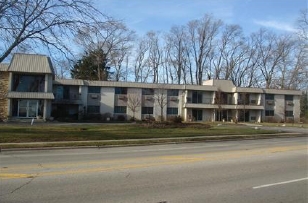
[1,137,307,203]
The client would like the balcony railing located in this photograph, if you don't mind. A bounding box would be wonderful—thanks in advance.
[53,93,81,103]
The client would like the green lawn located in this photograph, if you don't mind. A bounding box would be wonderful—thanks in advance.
[0,123,277,143]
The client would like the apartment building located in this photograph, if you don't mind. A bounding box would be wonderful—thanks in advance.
[0,53,302,123]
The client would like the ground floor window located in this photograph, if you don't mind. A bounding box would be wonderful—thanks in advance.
[114,106,127,114]
[167,107,178,115]
[142,107,153,114]
[87,105,100,114]
[192,109,203,121]
[12,99,43,118]
[285,111,293,117]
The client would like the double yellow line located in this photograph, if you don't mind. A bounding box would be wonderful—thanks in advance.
[1,145,306,180]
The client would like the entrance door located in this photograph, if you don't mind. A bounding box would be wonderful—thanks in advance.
[192,109,203,121]
[18,100,38,118]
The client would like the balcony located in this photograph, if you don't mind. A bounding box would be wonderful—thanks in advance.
[53,93,82,104]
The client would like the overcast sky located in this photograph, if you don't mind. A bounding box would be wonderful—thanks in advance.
[94,0,307,35]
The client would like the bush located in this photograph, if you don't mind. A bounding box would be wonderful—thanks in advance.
[101,113,112,121]
[168,115,182,123]
[116,115,126,122]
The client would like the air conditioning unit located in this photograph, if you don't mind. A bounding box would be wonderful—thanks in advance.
[118,95,127,100]
[91,94,98,99]
[145,96,153,100]
[287,101,294,106]
[170,96,178,102]
[267,100,274,105]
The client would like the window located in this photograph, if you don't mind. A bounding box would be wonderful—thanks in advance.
[142,88,154,95]
[285,111,293,117]
[285,95,293,101]
[88,86,101,94]
[115,87,127,95]
[167,89,179,96]
[87,105,100,114]
[12,74,45,92]
[167,108,178,115]
[114,106,127,113]
[265,94,274,100]
[192,91,203,103]
[265,110,274,116]
[142,107,153,114]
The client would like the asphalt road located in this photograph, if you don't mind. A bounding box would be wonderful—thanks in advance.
[1,137,307,203]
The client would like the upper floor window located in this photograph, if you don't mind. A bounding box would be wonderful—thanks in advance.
[88,86,101,94]
[12,74,45,92]
[192,91,203,103]
[115,87,127,94]
[285,95,293,101]
[167,89,179,96]
[265,94,274,100]
[142,88,154,95]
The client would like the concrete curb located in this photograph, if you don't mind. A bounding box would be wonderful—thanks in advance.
[1,133,306,151]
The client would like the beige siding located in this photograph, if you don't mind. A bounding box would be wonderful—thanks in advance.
[8,53,54,74]
[100,87,115,115]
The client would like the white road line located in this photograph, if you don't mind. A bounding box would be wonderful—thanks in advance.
[253,177,308,189]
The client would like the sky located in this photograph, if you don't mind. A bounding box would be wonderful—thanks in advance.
[94,0,307,36]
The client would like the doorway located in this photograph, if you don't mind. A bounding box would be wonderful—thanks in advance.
[192,109,203,121]
[18,100,38,118]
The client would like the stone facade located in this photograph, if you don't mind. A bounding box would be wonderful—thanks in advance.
[0,71,9,120]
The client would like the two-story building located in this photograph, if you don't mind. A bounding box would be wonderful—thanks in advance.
[0,53,302,123]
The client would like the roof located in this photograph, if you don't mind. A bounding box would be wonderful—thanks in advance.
[54,79,85,86]
[7,92,55,99]
[7,53,55,74]
[0,63,9,71]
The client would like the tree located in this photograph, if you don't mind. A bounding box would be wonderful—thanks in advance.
[71,50,111,80]
[127,94,141,120]
[214,88,224,121]
[75,20,135,81]
[132,36,151,82]
[300,91,308,121]
[297,9,308,41]
[0,0,105,63]
[154,85,168,121]
[187,15,222,85]
[164,25,190,84]
[145,31,162,83]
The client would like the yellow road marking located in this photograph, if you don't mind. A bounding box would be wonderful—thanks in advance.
[0,173,35,179]
[1,145,306,180]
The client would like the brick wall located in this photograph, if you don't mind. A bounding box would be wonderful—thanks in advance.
[0,71,9,120]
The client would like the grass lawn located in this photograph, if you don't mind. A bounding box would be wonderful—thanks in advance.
[0,123,277,143]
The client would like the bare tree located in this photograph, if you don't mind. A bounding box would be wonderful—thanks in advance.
[214,88,224,121]
[164,25,190,84]
[187,15,222,85]
[132,37,150,82]
[0,0,105,63]
[127,94,141,120]
[154,85,168,121]
[145,31,162,83]
[75,20,135,81]
[252,29,285,88]
[297,9,308,41]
